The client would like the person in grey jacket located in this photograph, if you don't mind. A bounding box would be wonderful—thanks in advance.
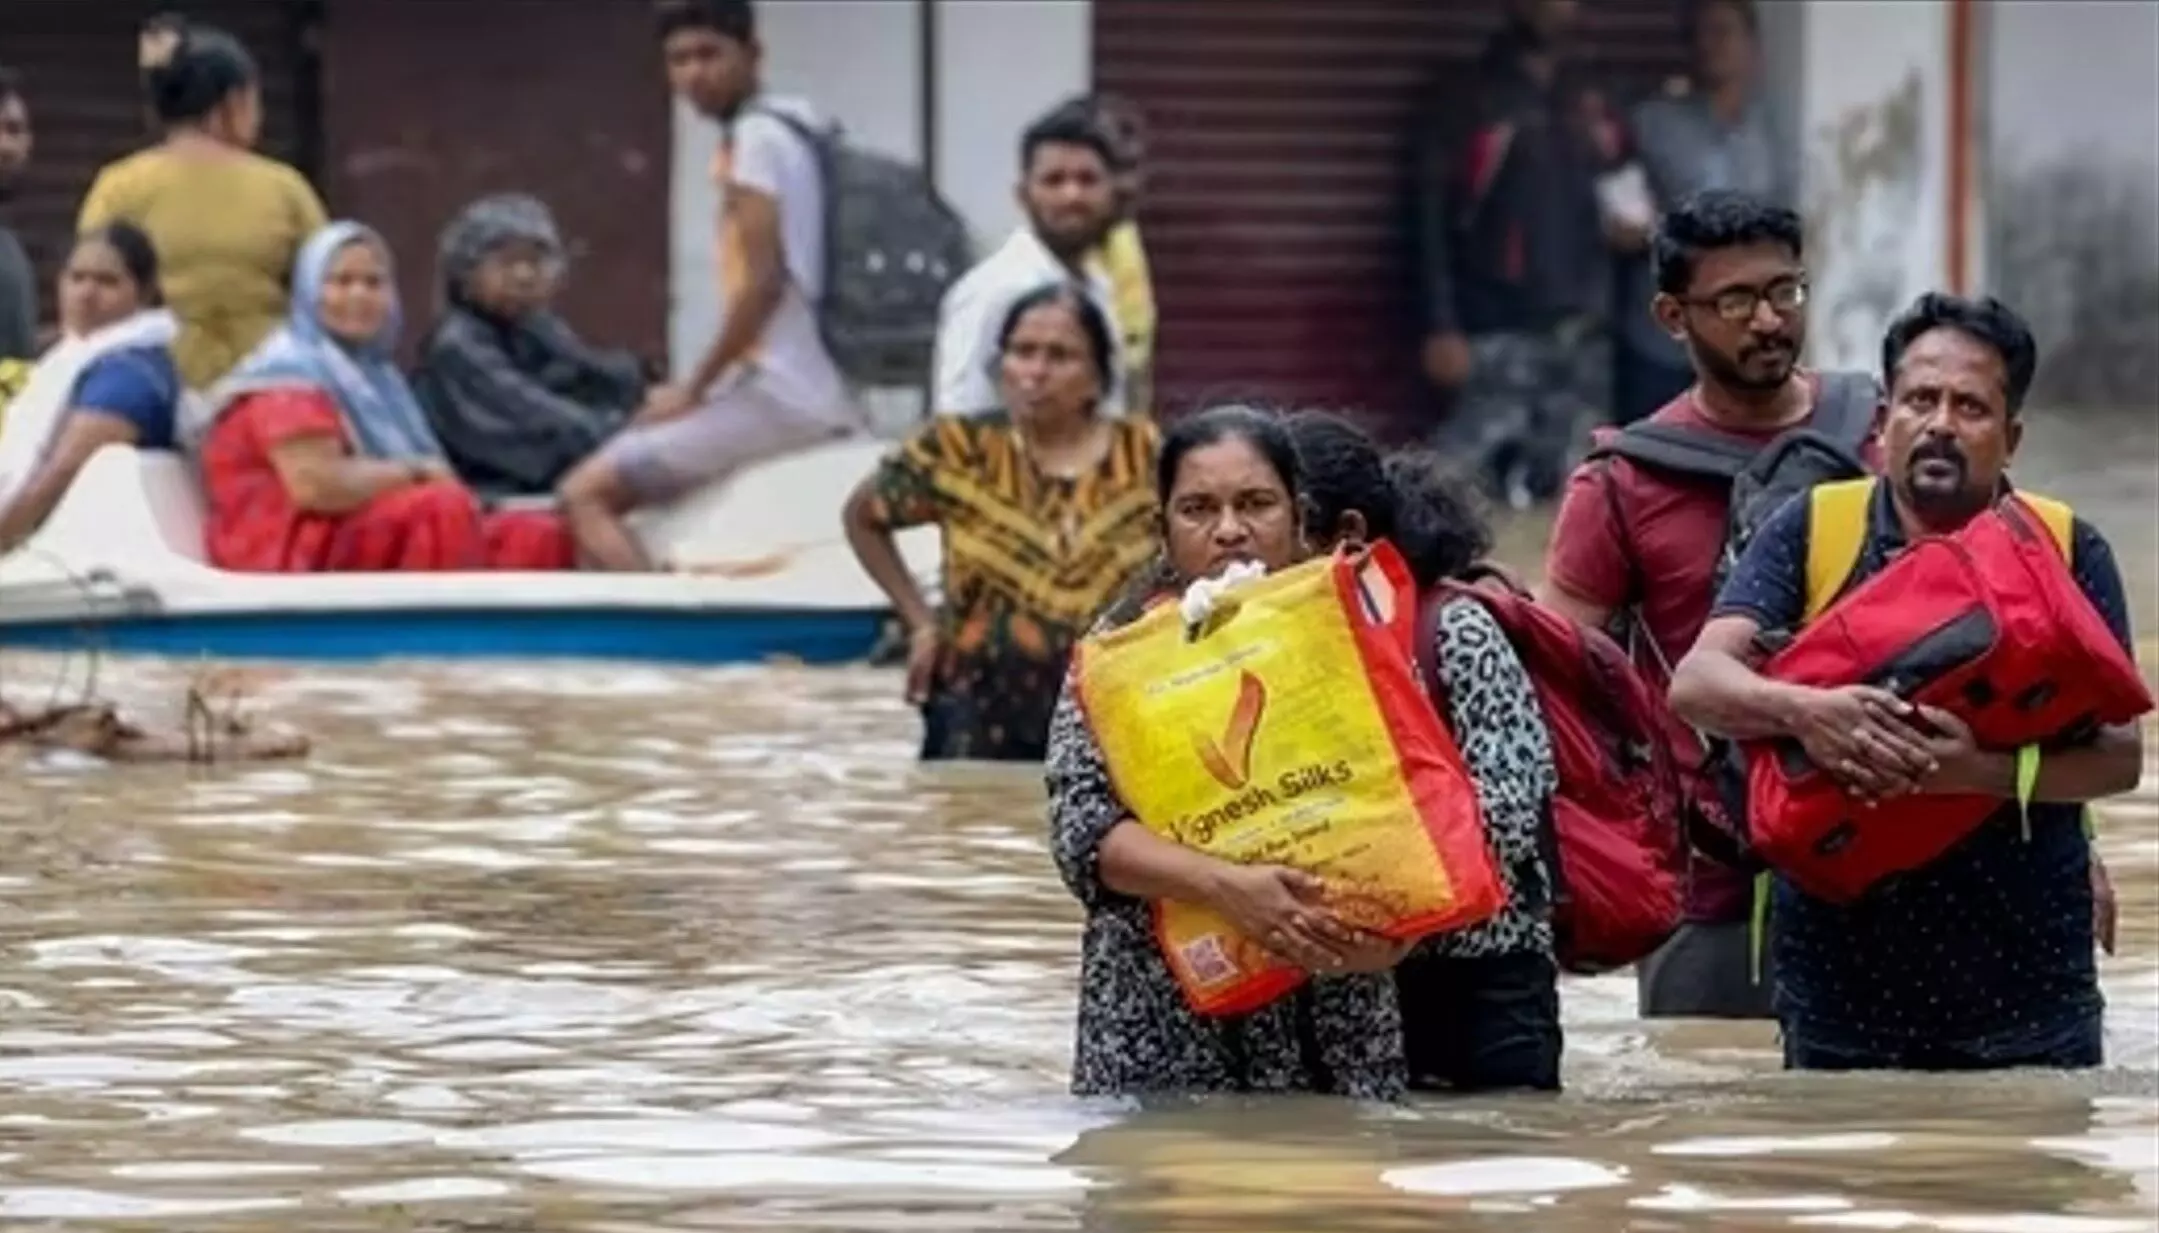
[1612,0,1797,424]
[411,193,649,499]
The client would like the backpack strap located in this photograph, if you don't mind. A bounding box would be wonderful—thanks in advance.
[1804,482,2077,623]
[2015,491,2076,559]
[1803,477,1877,622]
[1589,370,1881,484]
[1808,370,1882,451]
[1588,421,1758,482]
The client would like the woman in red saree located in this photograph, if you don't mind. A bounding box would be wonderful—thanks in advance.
[187,220,572,572]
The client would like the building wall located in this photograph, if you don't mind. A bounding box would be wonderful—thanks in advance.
[932,0,1092,248]
[1796,0,1953,375]
[1982,0,2159,408]
[320,0,670,364]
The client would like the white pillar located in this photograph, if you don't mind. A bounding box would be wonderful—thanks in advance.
[929,0,1093,249]
[1795,0,1973,373]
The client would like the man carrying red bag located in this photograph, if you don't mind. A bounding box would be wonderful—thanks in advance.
[1669,292,2145,1072]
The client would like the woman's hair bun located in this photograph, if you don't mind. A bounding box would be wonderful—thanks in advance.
[139,17,257,126]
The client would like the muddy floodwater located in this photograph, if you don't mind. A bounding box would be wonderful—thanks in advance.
[0,412,2153,1231]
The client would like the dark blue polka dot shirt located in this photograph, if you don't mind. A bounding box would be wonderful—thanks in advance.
[1712,480,2133,1052]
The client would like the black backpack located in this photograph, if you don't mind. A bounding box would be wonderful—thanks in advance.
[1586,369,1879,854]
[754,107,976,389]
[1588,369,1880,603]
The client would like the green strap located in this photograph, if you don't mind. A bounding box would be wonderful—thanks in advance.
[1749,871,1770,985]
[2082,804,2096,839]
[2015,744,2042,842]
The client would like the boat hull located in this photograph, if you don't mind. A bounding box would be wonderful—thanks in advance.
[0,438,938,666]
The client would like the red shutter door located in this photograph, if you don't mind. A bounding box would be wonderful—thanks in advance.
[1094,0,1689,438]
[318,0,670,362]
[0,0,314,317]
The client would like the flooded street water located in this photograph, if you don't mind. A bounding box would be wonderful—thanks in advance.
[0,412,2153,1231]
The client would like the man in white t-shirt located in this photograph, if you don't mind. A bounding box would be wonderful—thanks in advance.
[560,0,860,570]
[934,105,1124,417]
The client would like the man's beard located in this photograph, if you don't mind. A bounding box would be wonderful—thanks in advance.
[1692,335,1794,393]
[1901,439,1987,520]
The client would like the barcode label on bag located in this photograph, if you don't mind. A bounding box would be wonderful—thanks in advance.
[1180,934,1236,986]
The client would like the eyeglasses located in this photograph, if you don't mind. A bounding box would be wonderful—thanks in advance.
[1683,276,1808,323]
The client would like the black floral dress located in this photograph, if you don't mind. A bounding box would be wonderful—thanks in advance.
[1044,596,1558,1097]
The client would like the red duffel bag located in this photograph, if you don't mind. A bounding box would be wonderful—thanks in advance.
[1746,486,2152,904]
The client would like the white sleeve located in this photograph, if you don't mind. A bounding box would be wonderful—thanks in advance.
[933,275,1000,416]
[727,115,791,200]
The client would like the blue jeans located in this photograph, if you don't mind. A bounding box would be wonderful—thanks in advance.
[1782,1010,2104,1072]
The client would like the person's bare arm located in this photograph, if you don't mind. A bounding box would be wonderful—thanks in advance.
[1667,613,1801,740]
[682,185,787,398]
[266,434,430,515]
[840,478,936,634]
[1097,820,1236,904]
[0,412,139,553]
[1923,708,2145,803]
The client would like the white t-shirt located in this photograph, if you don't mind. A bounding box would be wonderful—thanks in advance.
[718,97,855,425]
[932,226,1125,417]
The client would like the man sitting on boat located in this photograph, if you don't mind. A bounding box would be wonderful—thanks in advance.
[412,193,651,501]
[0,223,184,555]
[556,0,864,571]
[184,221,574,573]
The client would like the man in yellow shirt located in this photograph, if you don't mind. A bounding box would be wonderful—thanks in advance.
[1091,94,1155,419]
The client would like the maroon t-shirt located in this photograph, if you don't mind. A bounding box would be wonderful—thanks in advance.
[1543,375,1880,922]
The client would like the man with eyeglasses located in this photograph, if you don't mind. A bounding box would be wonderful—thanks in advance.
[1536,189,1882,1021]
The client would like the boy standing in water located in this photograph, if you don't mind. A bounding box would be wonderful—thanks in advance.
[558,0,859,570]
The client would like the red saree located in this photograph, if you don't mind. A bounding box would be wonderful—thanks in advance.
[200,388,574,572]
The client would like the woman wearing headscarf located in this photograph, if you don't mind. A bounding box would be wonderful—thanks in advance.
[412,193,649,498]
[188,221,574,573]
[78,18,328,391]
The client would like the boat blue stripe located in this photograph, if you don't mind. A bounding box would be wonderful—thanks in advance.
[0,608,890,665]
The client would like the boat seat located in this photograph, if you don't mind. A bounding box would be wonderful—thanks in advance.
[25,443,209,569]
[632,435,915,565]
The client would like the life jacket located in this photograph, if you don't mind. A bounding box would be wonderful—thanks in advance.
[1419,566,1688,973]
[1744,480,2154,904]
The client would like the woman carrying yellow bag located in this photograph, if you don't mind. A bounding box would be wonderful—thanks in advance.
[1045,405,1558,1099]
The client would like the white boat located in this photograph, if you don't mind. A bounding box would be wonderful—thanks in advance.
[0,440,939,665]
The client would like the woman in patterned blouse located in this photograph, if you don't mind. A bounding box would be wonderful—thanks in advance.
[1044,405,1561,1099]
[843,284,1158,762]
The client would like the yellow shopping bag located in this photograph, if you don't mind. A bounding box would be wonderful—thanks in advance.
[1072,542,1505,1016]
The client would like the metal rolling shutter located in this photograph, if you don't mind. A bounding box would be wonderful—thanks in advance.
[0,0,314,320]
[1094,0,1689,437]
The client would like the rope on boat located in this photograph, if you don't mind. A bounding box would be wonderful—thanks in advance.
[1,550,308,765]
